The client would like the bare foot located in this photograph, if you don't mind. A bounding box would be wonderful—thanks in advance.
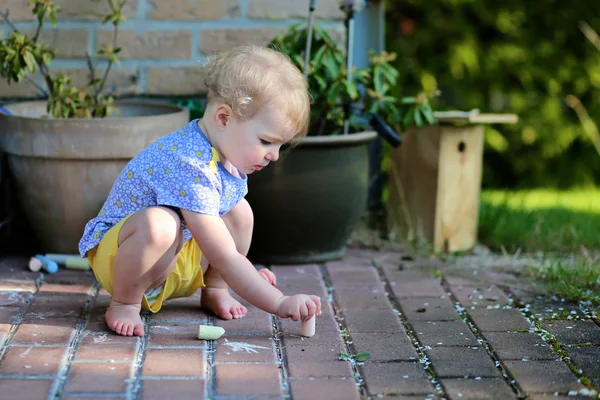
[105,300,144,337]
[201,287,248,320]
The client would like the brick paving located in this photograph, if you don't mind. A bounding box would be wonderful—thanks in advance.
[0,248,598,399]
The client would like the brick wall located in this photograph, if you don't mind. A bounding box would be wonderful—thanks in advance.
[0,0,346,100]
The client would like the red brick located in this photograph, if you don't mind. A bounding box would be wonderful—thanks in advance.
[43,269,97,285]
[352,333,418,361]
[290,378,361,400]
[468,309,531,332]
[12,318,78,345]
[541,320,600,345]
[0,280,37,292]
[141,379,205,400]
[215,336,276,363]
[38,283,94,295]
[80,332,139,347]
[482,332,557,360]
[449,284,511,308]
[399,297,459,321]
[147,321,204,347]
[283,331,346,349]
[1,346,66,375]
[441,378,517,399]
[143,348,204,377]
[59,397,123,400]
[565,347,600,377]
[383,269,447,298]
[343,308,404,333]
[276,280,328,297]
[334,288,393,310]
[214,309,273,336]
[83,306,110,333]
[425,347,500,378]
[412,321,479,346]
[215,364,281,396]
[151,295,207,321]
[359,362,435,395]
[0,379,53,398]
[285,345,353,378]
[327,266,382,288]
[74,344,136,362]
[65,362,131,393]
[503,360,584,393]
[0,307,21,325]
[0,291,31,307]
[24,293,88,319]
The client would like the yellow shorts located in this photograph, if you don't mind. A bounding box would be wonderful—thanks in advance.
[87,214,205,313]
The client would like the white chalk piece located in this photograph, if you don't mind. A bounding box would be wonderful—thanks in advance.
[198,325,225,340]
[301,316,316,337]
[45,253,80,265]
[34,254,58,274]
[28,257,43,272]
[64,257,91,271]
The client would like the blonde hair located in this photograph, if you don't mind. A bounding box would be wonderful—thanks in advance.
[203,44,311,138]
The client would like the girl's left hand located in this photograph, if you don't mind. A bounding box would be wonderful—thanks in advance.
[258,268,276,286]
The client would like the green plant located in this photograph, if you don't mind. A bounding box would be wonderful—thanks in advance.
[269,23,436,136]
[339,352,372,362]
[0,0,127,118]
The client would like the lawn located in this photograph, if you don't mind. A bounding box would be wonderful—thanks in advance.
[478,189,600,253]
[478,188,600,304]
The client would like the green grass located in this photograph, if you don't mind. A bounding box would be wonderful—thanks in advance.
[478,189,600,253]
[478,189,600,304]
[528,255,600,304]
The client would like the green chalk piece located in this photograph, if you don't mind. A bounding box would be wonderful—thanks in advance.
[198,325,225,340]
[45,253,80,264]
[65,257,91,271]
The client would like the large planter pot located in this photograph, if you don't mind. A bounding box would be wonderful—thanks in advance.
[246,131,377,265]
[0,100,189,254]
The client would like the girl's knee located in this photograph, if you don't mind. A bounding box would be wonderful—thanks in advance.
[224,199,254,235]
[120,206,183,250]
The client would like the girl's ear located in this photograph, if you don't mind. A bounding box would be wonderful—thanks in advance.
[214,103,233,128]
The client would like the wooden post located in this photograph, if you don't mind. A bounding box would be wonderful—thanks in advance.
[387,113,518,252]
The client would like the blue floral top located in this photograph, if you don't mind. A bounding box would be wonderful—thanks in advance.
[78,119,248,257]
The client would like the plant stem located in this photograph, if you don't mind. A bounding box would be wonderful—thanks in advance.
[96,0,124,96]
[25,75,49,96]
[86,52,97,100]
[0,10,20,33]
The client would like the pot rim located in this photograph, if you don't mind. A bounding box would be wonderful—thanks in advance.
[289,130,378,148]
[0,99,187,122]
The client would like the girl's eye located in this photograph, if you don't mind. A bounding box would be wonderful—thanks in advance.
[260,139,272,145]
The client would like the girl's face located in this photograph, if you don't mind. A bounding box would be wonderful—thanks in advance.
[215,102,296,175]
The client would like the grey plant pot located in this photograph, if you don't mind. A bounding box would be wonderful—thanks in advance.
[246,130,377,265]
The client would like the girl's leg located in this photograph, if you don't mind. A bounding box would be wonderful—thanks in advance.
[107,206,184,336]
[201,199,253,319]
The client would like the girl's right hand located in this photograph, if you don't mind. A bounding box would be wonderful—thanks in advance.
[276,294,322,321]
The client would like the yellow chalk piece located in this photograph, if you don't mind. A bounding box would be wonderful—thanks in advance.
[28,257,43,272]
[198,325,225,340]
[301,316,316,337]
[64,257,91,271]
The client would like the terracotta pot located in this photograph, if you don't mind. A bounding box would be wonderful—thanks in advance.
[0,100,189,253]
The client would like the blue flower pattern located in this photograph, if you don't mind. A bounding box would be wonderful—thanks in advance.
[78,119,248,257]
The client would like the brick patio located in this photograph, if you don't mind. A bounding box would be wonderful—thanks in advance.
[0,248,599,399]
